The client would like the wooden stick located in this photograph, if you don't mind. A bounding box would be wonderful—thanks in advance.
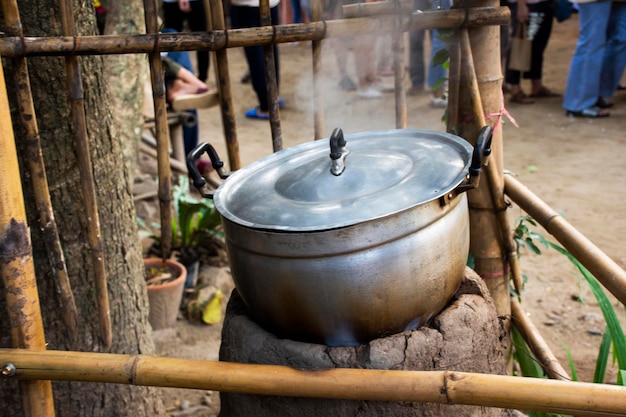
[504,174,626,307]
[446,31,461,131]
[0,55,55,417]
[511,298,570,381]
[143,0,174,261]
[2,349,626,416]
[311,0,324,140]
[260,0,283,152]
[59,0,111,350]
[208,0,242,170]
[0,7,511,57]
[1,0,78,341]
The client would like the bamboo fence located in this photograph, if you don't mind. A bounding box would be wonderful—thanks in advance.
[1,0,626,416]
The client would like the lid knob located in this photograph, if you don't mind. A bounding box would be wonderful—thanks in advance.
[329,127,349,176]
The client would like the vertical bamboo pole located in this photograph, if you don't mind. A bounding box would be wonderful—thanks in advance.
[458,28,524,299]
[1,0,78,340]
[259,0,283,152]
[311,0,325,139]
[143,0,174,259]
[446,32,461,131]
[454,0,509,316]
[206,0,242,170]
[392,1,406,129]
[59,0,111,349]
[0,58,55,417]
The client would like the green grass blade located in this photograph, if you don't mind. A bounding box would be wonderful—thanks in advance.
[593,330,611,383]
[559,339,578,382]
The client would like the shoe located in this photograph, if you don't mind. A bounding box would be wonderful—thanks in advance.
[372,81,394,93]
[278,96,286,109]
[170,89,219,111]
[429,95,447,108]
[245,107,270,119]
[357,87,382,99]
[618,84,626,91]
[240,71,250,84]
[339,75,357,91]
[595,97,614,109]
[566,106,610,118]
[406,85,424,96]
[510,91,535,104]
[529,86,561,98]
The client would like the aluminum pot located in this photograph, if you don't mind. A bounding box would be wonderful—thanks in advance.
[187,127,492,346]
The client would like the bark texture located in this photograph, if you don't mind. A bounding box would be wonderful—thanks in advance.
[220,268,512,417]
[0,1,165,415]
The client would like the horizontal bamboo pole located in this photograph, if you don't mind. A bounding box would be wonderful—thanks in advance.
[0,7,509,57]
[511,298,570,381]
[342,0,414,18]
[2,349,626,416]
[504,174,626,307]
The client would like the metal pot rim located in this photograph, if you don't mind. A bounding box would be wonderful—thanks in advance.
[214,129,473,232]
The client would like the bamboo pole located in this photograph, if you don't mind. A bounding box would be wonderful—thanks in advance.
[208,0,242,170]
[511,298,570,381]
[59,0,111,349]
[311,0,324,140]
[260,0,283,152]
[1,0,78,340]
[504,174,626,307]
[143,0,174,261]
[392,4,407,129]
[454,1,510,316]
[0,7,510,57]
[457,27,524,298]
[0,61,55,417]
[2,349,626,416]
[343,0,414,17]
[446,31,461,131]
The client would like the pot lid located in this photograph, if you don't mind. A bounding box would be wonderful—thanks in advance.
[214,129,473,232]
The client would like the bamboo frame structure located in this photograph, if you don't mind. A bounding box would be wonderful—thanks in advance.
[2,349,626,416]
[2,1,626,416]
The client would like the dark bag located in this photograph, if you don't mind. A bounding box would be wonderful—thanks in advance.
[508,23,532,72]
[554,0,572,22]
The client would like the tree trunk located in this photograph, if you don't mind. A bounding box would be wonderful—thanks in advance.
[0,1,166,416]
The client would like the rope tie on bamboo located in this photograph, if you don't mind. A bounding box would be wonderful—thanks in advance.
[485,92,518,133]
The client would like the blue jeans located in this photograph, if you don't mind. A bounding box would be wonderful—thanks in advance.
[163,32,199,156]
[428,29,448,90]
[599,2,626,97]
[563,2,612,112]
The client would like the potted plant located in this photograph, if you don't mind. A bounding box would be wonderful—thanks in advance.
[139,176,223,287]
[143,257,187,330]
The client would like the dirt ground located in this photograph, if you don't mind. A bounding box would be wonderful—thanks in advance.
[140,14,626,416]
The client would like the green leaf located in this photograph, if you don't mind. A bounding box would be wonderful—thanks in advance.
[559,339,578,381]
[593,330,611,384]
[432,48,449,66]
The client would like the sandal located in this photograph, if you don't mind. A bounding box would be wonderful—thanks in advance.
[566,106,610,118]
[510,91,535,104]
[245,107,270,120]
[529,86,561,98]
[596,97,614,109]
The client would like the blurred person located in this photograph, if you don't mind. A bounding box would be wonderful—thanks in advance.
[504,0,560,105]
[562,0,625,117]
[230,0,283,119]
[597,3,626,107]
[162,0,210,82]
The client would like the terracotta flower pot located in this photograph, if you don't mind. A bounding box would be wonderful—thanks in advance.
[143,258,187,330]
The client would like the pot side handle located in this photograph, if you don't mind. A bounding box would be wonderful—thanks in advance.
[443,125,493,204]
[186,142,230,198]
